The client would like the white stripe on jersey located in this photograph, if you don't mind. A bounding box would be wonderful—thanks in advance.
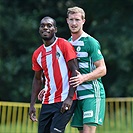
[56,46,69,101]
[45,47,57,103]
[78,94,94,100]
[71,41,84,46]
[79,62,89,68]
[77,84,93,91]
[37,52,42,68]
[92,79,101,123]
[77,52,88,58]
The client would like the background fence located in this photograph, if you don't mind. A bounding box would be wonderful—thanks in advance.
[0,98,133,133]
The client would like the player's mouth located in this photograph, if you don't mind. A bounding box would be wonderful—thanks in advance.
[71,25,77,29]
[42,31,50,36]
[71,27,77,31]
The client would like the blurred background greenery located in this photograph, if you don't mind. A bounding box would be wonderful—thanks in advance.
[0,0,133,102]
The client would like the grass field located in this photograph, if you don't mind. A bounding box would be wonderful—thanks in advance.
[0,123,133,133]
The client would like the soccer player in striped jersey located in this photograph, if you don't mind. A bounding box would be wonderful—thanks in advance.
[29,16,78,133]
[67,7,107,133]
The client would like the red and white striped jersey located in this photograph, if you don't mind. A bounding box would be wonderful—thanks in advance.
[32,38,77,104]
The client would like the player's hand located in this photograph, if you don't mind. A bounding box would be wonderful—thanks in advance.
[69,70,84,87]
[29,106,38,122]
[60,97,73,113]
[38,89,45,101]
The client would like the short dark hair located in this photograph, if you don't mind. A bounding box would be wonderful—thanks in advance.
[41,16,57,27]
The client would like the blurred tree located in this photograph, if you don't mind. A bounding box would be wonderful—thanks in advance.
[0,0,133,102]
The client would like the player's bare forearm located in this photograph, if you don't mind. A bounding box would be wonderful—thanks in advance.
[84,59,107,82]
[30,77,42,106]
[29,76,42,122]
[29,72,42,121]
[69,59,107,87]
[30,71,43,106]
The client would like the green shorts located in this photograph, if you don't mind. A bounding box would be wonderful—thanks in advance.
[71,98,105,130]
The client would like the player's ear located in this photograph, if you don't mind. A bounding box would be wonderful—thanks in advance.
[66,18,69,24]
[83,19,85,24]
[55,27,57,33]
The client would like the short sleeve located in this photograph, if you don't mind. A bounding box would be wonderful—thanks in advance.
[89,39,104,62]
[32,51,42,71]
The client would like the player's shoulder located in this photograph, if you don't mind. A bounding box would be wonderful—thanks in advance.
[81,32,98,43]
[82,33,100,49]
[57,37,69,43]
[57,37,72,47]
[33,44,44,55]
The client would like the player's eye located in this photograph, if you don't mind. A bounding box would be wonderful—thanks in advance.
[75,19,80,21]
[40,24,44,28]
[47,24,53,28]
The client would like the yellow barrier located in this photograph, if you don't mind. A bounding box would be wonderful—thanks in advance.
[0,98,133,133]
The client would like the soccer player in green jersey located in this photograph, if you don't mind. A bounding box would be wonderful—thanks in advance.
[67,7,107,133]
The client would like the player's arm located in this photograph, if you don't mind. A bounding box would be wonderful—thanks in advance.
[67,58,78,98]
[38,73,45,101]
[70,59,107,87]
[61,58,78,113]
[89,59,106,79]
[29,70,42,121]
[83,59,106,81]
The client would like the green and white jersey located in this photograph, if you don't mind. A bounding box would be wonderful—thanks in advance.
[68,32,105,100]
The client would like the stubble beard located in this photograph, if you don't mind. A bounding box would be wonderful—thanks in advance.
[70,28,80,34]
[42,35,53,41]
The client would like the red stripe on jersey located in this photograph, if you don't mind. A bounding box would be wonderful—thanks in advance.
[52,44,62,102]
[41,48,51,104]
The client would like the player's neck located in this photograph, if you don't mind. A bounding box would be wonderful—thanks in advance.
[42,36,56,47]
[71,30,84,41]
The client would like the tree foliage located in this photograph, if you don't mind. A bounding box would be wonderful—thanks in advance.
[0,0,133,102]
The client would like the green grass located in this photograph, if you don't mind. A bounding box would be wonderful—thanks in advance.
[0,123,133,133]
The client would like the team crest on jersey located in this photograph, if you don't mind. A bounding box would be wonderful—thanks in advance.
[56,52,60,59]
[76,46,81,52]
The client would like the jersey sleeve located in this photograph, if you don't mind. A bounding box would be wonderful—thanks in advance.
[58,38,77,62]
[32,51,42,71]
[89,38,104,62]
